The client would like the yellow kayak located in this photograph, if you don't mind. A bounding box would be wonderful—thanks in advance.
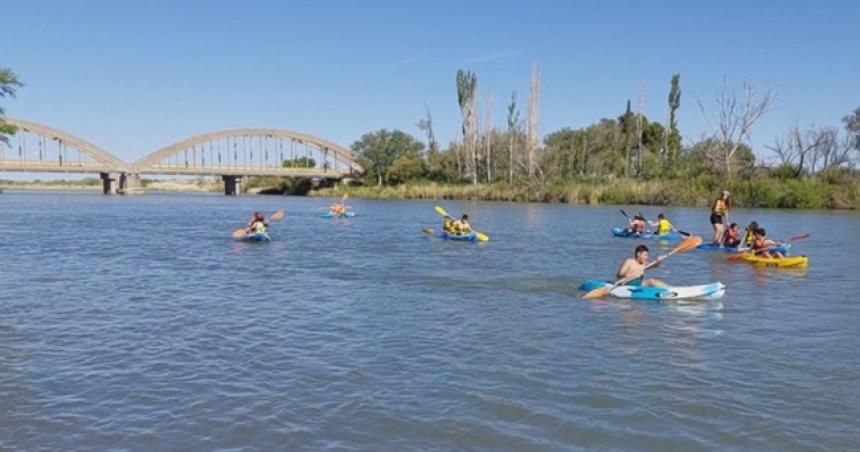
[741,254,808,268]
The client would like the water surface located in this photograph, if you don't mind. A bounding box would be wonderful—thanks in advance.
[1,191,858,450]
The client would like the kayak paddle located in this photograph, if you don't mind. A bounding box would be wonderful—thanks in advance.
[434,205,489,242]
[231,210,284,238]
[582,235,704,299]
[619,209,629,219]
[422,227,434,234]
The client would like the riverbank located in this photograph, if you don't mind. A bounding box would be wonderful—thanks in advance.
[312,176,860,209]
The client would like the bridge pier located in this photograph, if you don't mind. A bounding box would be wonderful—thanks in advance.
[222,175,242,196]
[100,172,118,195]
[118,173,143,195]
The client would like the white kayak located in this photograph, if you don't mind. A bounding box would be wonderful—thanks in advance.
[579,280,726,300]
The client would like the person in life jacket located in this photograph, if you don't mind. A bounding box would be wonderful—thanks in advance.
[442,216,455,233]
[743,221,759,247]
[751,228,784,259]
[329,201,347,216]
[649,213,675,236]
[455,214,473,234]
[723,223,742,247]
[247,212,268,234]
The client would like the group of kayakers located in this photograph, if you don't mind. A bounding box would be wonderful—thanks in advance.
[609,190,795,290]
[442,214,473,235]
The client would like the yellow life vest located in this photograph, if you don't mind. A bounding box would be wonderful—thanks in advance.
[657,218,671,235]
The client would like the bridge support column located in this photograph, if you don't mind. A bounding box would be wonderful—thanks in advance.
[118,173,143,195]
[222,175,242,196]
[100,172,118,195]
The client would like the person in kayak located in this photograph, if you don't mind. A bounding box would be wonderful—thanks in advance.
[329,200,347,216]
[743,221,759,247]
[616,245,668,288]
[455,214,473,234]
[649,213,675,236]
[723,223,742,247]
[626,214,647,234]
[247,212,268,234]
[751,228,784,259]
[442,215,455,233]
[710,190,730,245]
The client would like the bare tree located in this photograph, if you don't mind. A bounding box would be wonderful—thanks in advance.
[485,94,493,183]
[526,63,541,179]
[416,104,439,174]
[768,125,856,176]
[456,69,479,185]
[507,91,520,184]
[697,80,775,178]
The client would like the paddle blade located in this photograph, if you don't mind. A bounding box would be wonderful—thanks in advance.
[341,193,349,203]
[789,233,810,242]
[476,231,489,242]
[670,236,703,255]
[677,230,692,237]
[232,228,246,238]
[619,209,629,219]
[422,227,434,234]
[582,285,611,299]
[270,210,284,221]
[727,252,748,262]
[435,206,450,217]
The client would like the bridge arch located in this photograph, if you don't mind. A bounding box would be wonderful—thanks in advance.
[0,117,128,172]
[133,128,362,177]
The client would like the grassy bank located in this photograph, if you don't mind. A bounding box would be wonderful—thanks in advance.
[312,176,860,209]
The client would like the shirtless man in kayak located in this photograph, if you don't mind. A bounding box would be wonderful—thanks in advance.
[616,245,669,288]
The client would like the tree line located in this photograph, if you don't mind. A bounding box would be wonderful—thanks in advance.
[351,69,859,187]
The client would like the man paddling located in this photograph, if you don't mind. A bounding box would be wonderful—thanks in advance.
[616,245,669,288]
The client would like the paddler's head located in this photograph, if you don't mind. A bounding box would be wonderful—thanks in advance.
[634,244,649,264]
[461,214,469,221]
[755,228,766,239]
[657,213,665,220]
[254,212,264,221]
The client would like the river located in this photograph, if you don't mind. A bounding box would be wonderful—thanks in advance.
[1,191,858,450]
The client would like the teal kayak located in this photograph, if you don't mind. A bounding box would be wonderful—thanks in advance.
[579,280,726,300]
[611,227,683,241]
[439,230,478,242]
[241,232,271,242]
[321,211,356,218]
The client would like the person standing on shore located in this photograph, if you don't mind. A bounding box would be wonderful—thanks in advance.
[710,191,730,245]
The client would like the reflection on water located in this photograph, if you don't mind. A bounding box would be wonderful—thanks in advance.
[1,191,858,450]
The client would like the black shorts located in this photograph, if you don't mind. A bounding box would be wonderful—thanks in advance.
[710,213,724,225]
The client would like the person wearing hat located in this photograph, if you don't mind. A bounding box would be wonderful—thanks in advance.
[710,190,731,245]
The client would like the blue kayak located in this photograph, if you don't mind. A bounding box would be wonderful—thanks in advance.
[439,230,478,242]
[611,227,683,241]
[321,211,356,218]
[241,232,271,242]
[579,280,726,300]
[696,243,791,254]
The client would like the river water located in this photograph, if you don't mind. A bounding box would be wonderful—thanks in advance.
[1,191,858,450]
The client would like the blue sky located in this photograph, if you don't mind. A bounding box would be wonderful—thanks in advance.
[2,0,858,164]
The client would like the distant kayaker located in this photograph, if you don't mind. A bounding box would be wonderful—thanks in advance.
[627,214,647,234]
[649,213,675,236]
[751,228,784,259]
[711,191,730,245]
[743,221,759,247]
[616,244,668,288]
[456,214,473,234]
[329,201,347,216]
[723,223,742,247]
[442,215,455,233]
[247,212,268,234]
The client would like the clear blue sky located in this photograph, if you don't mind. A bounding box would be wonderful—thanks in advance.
[2,0,858,163]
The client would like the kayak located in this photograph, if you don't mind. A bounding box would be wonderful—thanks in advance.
[321,211,356,218]
[241,232,271,242]
[697,243,791,254]
[611,227,683,241]
[579,280,726,300]
[740,254,808,268]
[439,230,478,242]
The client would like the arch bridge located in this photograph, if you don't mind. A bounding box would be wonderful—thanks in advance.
[0,118,362,195]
